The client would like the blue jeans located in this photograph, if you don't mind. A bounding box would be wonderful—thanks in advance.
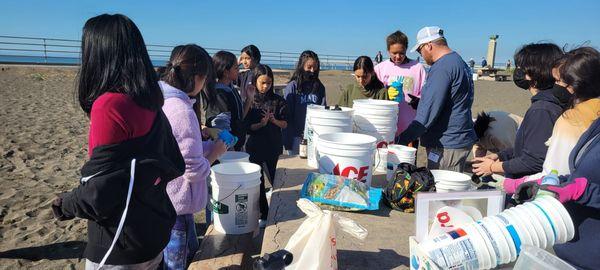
[163,214,199,270]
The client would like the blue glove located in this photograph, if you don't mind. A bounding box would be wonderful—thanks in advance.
[218,129,238,148]
[388,77,405,103]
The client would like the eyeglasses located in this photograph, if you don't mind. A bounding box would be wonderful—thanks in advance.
[417,42,429,54]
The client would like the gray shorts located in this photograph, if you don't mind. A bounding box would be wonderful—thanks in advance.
[426,146,472,173]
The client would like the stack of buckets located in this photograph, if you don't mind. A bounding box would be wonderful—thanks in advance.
[316,132,377,187]
[210,162,261,234]
[352,99,399,173]
[431,170,474,192]
[304,104,354,168]
[417,196,575,269]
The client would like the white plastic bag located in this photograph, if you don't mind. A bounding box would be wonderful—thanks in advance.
[284,199,367,270]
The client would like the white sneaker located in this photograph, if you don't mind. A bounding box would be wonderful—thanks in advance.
[259,219,267,228]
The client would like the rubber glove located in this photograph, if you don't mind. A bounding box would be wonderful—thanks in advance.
[512,177,588,203]
[388,77,405,103]
[218,129,238,148]
[204,127,222,141]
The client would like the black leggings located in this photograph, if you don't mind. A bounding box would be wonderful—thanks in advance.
[248,154,279,220]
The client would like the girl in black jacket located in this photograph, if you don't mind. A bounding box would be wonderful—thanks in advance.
[204,51,252,151]
[51,14,185,269]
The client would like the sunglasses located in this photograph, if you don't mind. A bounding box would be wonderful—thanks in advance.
[416,43,430,54]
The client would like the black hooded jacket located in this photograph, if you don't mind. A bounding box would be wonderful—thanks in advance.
[59,111,185,265]
[499,85,572,178]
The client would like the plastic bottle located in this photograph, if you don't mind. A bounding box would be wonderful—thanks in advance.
[538,170,559,198]
[299,138,308,159]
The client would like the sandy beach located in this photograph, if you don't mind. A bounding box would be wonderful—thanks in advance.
[0,65,530,269]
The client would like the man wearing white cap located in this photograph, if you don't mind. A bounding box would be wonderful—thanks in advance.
[396,26,477,172]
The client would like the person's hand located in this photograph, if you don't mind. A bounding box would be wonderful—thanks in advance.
[501,176,531,194]
[246,84,256,98]
[204,127,222,141]
[539,177,588,203]
[51,196,70,221]
[471,157,495,176]
[260,110,270,126]
[484,153,499,161]
[213,139,228,156]
[388,87,404,103]
[407,94,420,110]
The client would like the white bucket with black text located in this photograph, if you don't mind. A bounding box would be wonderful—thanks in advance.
[305,105,353,168]
[316,132,377,187]
[210,162,261,234]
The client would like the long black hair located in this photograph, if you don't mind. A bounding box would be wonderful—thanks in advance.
[241,45,261,64]
[560,47,600,103]
[514,43,563,90]
[204,50,238,104]
[289,50,323,93]
[77,14,163,115]
[252,64,274,94]
[160,44,212,93]
[353,56,384,90]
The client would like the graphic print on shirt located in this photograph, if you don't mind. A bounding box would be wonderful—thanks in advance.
[300,93,320,104]
[386,75,416,95]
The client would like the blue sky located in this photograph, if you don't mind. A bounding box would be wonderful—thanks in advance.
[1,0,599,63]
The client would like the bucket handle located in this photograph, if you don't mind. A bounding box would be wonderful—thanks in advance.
[208,184,243,212]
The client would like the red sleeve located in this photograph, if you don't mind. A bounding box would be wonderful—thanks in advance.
[88,93,156,155]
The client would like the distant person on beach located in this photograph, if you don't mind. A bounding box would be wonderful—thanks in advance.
[396,26,477,173]
[236,44,261,102]
[374,30,426,140]
[468,58,475,69]
[51,14,185,269]
[282,50,326,155]
[204,51,253,151]
[481,57,488,68]
[245,64,288,227]
[472,43,570,178]
[159,45,227,269]
[472,111,523,158]
[506,59,512,70]
[338,56,387,107]
[375,51,383,63]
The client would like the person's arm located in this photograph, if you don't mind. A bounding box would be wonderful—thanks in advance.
[320,82,327,106]
[396,68,451,144]
[164,108,213,181]
[337,84,352,107]
[502,109,555,176]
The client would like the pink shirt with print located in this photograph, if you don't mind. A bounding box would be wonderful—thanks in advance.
[374,59,427,135]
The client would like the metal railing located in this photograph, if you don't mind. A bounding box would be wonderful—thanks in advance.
[0,35,358,70]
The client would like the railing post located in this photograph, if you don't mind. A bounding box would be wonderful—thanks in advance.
[279,52,282,69]
[43,38,47,63]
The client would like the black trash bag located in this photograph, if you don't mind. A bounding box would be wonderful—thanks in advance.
[383,163,435,213]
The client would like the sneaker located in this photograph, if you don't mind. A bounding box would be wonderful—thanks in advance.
[259,219,267,228]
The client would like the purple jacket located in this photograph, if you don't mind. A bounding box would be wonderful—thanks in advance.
[160,81,214,215]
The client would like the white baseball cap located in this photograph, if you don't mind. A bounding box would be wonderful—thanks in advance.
[410,26,444,53]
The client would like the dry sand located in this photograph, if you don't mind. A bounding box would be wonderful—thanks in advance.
[0,65,529,269]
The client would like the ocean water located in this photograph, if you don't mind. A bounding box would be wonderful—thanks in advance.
[0,55,352,70]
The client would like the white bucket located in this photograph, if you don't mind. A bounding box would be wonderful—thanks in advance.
[210,162,261,235]
[431,170,473,192]
[352,99,398,149]
[305,105,353,168]
[218,151,250,163]
[384,144,417,179]
[316,132,377,187]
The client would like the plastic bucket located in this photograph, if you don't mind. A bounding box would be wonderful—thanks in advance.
[210,162,261,234]
[418,224,488,269]
[316,132,377,187]
[513,245,576,270]
[352,99,398,149]
[431,170,472,192]
[218,151,250,163]
[305,105,353,168]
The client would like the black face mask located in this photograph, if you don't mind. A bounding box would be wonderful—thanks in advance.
[304,71,316,80]
[513,67,531,90]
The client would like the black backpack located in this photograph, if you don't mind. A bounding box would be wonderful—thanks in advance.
[383,163,435,213]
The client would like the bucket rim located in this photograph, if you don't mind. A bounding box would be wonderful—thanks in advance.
[211,162,261,175]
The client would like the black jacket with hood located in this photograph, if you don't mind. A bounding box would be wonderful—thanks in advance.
[499,85,572,179]
[58,111,185,265]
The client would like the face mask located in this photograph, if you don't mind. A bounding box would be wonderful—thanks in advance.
[304,71,316,80]
[513,67,531,90]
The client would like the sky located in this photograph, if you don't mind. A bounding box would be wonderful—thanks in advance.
[1,0,599,64]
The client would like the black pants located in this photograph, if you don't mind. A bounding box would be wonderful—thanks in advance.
[249,154,279,220]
